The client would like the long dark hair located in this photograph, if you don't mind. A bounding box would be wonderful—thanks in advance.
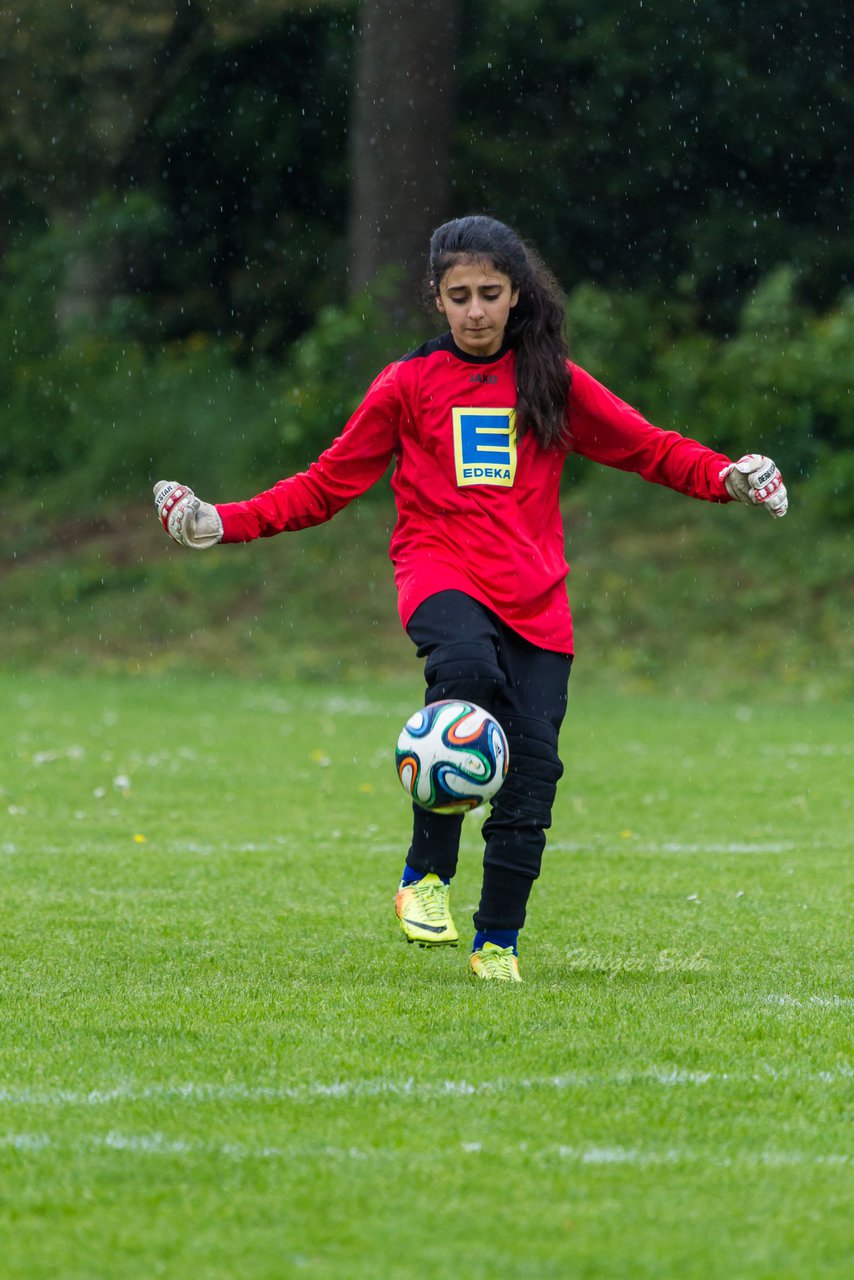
[429,215,571,448]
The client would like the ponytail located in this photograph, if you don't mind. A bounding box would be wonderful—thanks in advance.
[428,216,571,448]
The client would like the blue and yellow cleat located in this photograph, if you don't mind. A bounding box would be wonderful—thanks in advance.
[395,873,459,947]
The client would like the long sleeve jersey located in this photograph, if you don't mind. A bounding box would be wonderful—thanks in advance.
[217,332,733,654]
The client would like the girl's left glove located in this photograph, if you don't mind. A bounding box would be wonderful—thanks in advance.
[154,480,223,549]
[719,455,788,518]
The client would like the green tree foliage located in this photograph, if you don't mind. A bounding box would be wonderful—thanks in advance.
[3,221,851,516]
[2,0,850,344]
[0,0,354,346]
[0,235,423,496]
[568,269,854,514]
[1,0,851,516]
[457,0,851,326]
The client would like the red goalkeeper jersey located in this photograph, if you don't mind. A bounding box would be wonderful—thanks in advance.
[217,333,733,653]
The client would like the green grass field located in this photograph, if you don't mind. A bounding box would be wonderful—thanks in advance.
[1,672,851,1279]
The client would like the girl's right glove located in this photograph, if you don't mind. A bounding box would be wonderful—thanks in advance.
[154,480,223,549]
[719,455,788,518]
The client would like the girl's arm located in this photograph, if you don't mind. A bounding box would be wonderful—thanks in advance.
[568,364,734,502]
[155,363,402,548]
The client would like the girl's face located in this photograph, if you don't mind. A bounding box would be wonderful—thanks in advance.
[435,259,519,357]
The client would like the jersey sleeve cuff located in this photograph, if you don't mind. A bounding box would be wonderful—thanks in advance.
[215,503,259,543]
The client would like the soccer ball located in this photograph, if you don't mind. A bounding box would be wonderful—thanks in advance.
[395,699,509,814]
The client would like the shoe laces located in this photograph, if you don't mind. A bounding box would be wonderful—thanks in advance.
[477,945,517,979]
[410,877,449,922]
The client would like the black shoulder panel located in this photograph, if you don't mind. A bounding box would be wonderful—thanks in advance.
[400,333,455,363]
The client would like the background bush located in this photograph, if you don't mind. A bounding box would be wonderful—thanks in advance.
[3,235,851,514]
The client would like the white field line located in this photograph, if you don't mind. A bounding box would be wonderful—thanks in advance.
[8,839,847,859]
[0,1130,848,1169]
[548,840,798,855]
[374,839,805,857]
[238,691,398,717]
[765,994,854,1009]
[1,1063,852,1111]
[761,742,854,757]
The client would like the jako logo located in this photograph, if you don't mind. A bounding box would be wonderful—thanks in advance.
[469,373,498,384]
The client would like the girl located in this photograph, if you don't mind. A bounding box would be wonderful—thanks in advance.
[154,215,788,982]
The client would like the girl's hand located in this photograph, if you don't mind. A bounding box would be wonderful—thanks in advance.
[719,455,788,518]
[154,480,223,548]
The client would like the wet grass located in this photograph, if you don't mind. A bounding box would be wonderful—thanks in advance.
[1,672,851,1278]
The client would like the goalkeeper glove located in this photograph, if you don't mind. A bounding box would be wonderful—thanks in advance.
[154,480,223,549]
[719,455,788,518]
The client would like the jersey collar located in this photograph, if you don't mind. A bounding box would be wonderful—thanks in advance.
[440,331,513,364]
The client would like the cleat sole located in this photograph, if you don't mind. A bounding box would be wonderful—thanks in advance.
[406,936,460,948]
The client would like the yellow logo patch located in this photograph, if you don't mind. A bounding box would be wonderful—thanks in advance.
[452,408,517,488]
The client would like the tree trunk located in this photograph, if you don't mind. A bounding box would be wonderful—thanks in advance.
[349,0,460,307]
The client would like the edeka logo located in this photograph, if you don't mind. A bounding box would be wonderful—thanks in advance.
[452,408,517,488]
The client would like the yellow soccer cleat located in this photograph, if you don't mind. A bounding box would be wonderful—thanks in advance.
[395,873,459,947]
[469,942,522,982]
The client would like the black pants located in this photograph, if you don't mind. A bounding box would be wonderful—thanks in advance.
[406,591,572,932]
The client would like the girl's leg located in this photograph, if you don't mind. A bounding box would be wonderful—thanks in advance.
[404,591,506,880]
[475,630,572,933]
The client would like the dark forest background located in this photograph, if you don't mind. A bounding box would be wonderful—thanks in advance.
[1,1,851,689]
